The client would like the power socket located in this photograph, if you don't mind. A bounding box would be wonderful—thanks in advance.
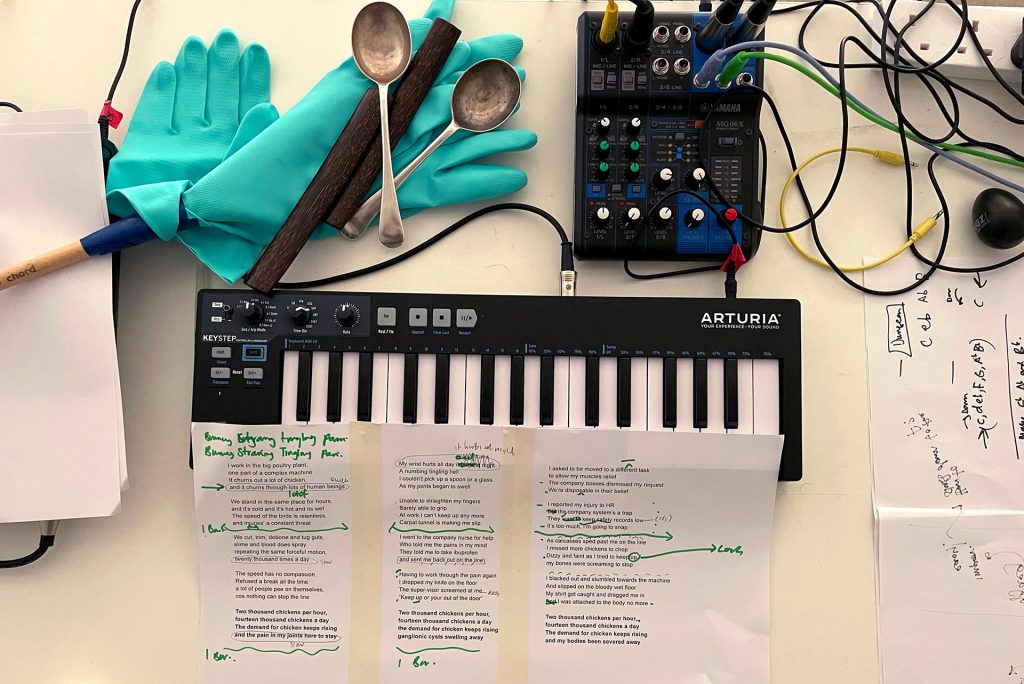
[870,1,1024,81]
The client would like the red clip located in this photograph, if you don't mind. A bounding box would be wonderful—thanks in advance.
[721,243,747,272]
[100,100,124,129]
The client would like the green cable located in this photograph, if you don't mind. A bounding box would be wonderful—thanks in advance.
[723,51,1024,169]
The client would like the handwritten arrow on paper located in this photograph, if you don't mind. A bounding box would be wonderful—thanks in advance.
[973,272,987,288]
[626,543,745,564]
[201,483,225,491]
[388,522,496,535]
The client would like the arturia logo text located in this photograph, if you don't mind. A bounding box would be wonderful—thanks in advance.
[700,312,781,330]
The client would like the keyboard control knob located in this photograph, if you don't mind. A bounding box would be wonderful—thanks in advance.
[623,206,642,225]
[684,207,706,228]
[655,167,674,188]
[335,304,360,327]
[594,206,611,225]
[239,301,264,325]
[596,116,612,134]
[654,206,674,227]
[287,304,312,326]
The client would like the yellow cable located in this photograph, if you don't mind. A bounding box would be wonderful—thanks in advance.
[598,0,619,45]
[780,147,941,272]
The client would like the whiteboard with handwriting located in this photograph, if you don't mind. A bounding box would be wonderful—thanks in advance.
[865,265,1024,683]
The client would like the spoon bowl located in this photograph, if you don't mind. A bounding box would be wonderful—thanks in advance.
[351,3,411,84]
[451,59,522,133]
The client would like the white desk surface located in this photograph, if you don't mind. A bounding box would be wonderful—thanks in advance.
[1,1,1019,681]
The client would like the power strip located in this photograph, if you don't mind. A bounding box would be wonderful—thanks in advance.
[870,1,1023,81]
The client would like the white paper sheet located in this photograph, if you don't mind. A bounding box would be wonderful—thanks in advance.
[193,423,783,684]
[0,113,122,522]
[865,264,1024,682]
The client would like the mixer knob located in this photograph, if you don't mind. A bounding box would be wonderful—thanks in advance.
[596,138,611,158]
[688,167,707,188]
[717,207,740,229]
[627,117,643,134]
[596,116,612,135]
[287,304,313,326]
[684,207,706,228]
[623,206,642,225]
[335,304,360,328]
[627,139,642,158]
[596,161,611,180]
[625,162,641,180]
[239,301,264,325]
[654,206,674,227]
[594,206,611,225]
[655,167,674,188]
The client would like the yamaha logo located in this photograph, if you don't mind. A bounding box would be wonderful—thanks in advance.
[700,312,781,330]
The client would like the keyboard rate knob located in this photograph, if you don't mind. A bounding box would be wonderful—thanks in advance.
[655,167,674,188]
[684,207,705,228]
[594,206,611,225]
[287,304,313,326]
[654,206,674,227]
[239,301,264,325]
[335,304,360,327]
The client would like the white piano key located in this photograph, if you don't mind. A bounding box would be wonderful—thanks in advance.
[465,355,482,426]
[371,353,389,423]
[676,358,697,432]
[629,357,647,430]
[309,351,330,424]
[753,359,781,435]
[568,356,586,428]
[448,354,468,426]
[493,355,512,426]
[599,357,617,428]
[705,358,726,433]
[523,356,541,427]
[417,354,436,425]
[386,353,405,424]
[340,352,360,423]
[647,357,667,432]
[735,359,754,434]
[280,351,299,426]
[553,356,570,428]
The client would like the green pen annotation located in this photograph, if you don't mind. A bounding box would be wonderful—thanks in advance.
[626,544,745,564]
[389,522,495,535]
[203,430,347,461]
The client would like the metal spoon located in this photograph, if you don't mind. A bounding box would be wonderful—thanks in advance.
[351,2,412,248]
[341,58,522,242]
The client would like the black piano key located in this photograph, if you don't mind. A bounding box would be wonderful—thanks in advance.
[617,357,631,427]
[663,358,677,428]
[480,355,495,425]
[403,353,419,423]
[693,357,708,429]
[585,356,600,427]
[296,351,312,422]
[540,356,555,426]
[510,355,525,425]
[434,354,450,424]
[326,352,342,422]
[357,351,373,422]
[724,358,739,429]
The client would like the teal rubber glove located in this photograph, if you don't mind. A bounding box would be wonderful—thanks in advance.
[107,0,534,284]
[106,29,278,197]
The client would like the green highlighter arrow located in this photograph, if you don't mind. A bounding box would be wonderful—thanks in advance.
[201,483,226,491]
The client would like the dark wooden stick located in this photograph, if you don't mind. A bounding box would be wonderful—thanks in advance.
[326,19,461,234]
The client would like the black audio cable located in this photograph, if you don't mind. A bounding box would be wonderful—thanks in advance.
[622,0,656,53]
[276,203,577,296]
[0,522,59,569]
[0,101,22,112]
[99,0,145,175]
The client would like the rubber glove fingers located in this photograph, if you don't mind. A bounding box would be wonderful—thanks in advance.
[225,102,280,158]
[125,60,176,135]
[398,163,528,213]
[432,128,538,168]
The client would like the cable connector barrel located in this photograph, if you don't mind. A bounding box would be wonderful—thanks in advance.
[694,49,733,88]
[560,270,577,297]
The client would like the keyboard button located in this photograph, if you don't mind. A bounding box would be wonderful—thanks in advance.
[456,309,478,328]
[735,359,754,434]
[676,358,696,432]
[523,356,541,427]
[340,352,360,423]
[449,354,468,425]
[510,355,525,425]
[480,355,496,425]
[585,356,601,427]
[211,367,230,380]
[416,354,436,425]
[403,353,419,423]
[296,351,312,422]
[724,358,739,430]
[377,307,397,326]
[647,357,666,431]
[357,352,373,422]
[385,353,405,424]
[753,359,781,435]
[432,308,451,327]
[308,351,329,424]
[539,356,555,426]
[243,367,263,380]
[568,357,587,428]
[211,346,231,359]
[327,352,342,422]
[693,358,708,429]
[616,357,631,427]
[661,358,677,428]
[434,354,450,424]
[629,357,647,430]
[409,308,428,327]
[705,358,725,433]
[372,354,390,423]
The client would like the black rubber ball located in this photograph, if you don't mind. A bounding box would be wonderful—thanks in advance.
[972,188,1024,250]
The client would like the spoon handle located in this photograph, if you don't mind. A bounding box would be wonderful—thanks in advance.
[344,122,458,240]
[376,84,405,248]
